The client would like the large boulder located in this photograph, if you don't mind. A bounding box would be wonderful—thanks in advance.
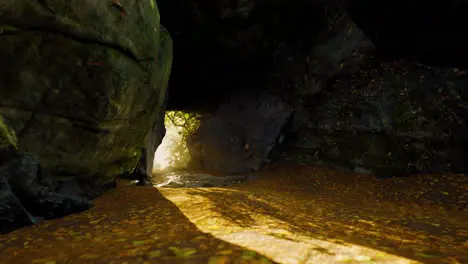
[0,0,172,195]
[285,60,468,177]
[187,91,293,174]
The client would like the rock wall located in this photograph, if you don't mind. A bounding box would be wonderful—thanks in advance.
[0,0,172,194]
[284,61,468,176]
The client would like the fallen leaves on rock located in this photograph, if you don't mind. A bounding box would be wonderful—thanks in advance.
[160,165,467,264]
[0,164,466,264]
[0,180,275,263]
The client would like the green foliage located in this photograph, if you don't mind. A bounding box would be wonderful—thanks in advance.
[168,246,197,257]
[0,115,17,148]
[165,111,200,138]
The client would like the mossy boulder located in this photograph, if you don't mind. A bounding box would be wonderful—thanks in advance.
[0,0,172,194]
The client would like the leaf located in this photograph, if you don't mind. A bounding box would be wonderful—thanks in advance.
[191,236,206,242]
[132,240,146,246]
[168,246,197,257]
[415,252,438,258]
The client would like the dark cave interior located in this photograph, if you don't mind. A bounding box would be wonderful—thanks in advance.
[162,0,468,111]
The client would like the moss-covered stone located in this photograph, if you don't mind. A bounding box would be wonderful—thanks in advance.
[0,0,172,193]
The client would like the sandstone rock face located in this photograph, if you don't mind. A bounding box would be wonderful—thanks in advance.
[0,0,172,193]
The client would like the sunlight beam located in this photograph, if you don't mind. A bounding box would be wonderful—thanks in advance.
[159,188,422,264]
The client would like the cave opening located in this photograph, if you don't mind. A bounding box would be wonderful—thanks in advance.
[152,110,201,176]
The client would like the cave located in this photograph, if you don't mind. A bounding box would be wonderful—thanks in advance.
[0,1,466,263]
[155,0,468,178]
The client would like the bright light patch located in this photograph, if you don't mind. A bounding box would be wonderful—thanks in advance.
[153,118,183,171]
[153,111,198,173]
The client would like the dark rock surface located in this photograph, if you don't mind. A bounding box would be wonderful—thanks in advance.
[1,154,92,233]
[0,0,172,194]
[0,123,91,234]
[283,61,468,177]
[187,91,293,174]
[0,158,34,234]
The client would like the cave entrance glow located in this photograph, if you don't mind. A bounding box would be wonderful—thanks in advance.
[152,111,200,173]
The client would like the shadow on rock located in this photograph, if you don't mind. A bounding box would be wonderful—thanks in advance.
[0,146,92,234]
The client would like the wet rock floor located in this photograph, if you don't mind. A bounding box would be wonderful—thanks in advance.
[0,164,466,264]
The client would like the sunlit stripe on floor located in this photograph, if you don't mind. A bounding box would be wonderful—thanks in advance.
[159,188,420,264]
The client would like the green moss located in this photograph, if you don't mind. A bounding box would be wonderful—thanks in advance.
[0,115,17,149]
